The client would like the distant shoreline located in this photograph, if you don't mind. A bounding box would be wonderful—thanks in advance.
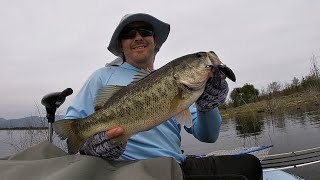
[220,92,320,119]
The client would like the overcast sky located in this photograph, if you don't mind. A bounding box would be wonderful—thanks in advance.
[1,0,319,119]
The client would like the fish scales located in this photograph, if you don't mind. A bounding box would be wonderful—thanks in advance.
[74,70,172,143]
[100,66,178,136]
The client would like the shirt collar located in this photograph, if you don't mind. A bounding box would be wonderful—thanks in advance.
[119,62,142,72]
[106,57,153,72]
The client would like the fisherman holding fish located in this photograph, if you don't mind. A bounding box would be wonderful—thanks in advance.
[55,13,262,179]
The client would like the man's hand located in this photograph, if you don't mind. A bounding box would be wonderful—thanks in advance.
[196,67,229,112]
[80,127,127,160]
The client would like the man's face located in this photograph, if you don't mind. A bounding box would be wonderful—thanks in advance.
[119,22,156,68]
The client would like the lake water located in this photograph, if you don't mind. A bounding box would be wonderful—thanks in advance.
[181,107,320,156]
[1,106,320,179]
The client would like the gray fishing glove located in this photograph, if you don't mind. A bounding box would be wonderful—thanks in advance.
[196,67,229,112]
[79,131,126,160]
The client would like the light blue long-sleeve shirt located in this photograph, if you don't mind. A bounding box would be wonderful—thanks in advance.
[65,62,222,164]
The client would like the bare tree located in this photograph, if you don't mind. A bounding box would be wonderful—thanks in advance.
[2,102,67,154]
[267,81,282,95]
[291,77,300,87]
[310,54,319,79]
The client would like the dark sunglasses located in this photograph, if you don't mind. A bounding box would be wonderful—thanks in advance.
[119,28,154,39]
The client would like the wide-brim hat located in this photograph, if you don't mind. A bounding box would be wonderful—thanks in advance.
[107,13,170,58]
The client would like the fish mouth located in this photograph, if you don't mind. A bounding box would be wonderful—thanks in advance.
[217,64,236,82]
[205,64,236,82]
[206,51,236,82]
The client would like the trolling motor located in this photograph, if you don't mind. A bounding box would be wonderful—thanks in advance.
[41,88,73,142]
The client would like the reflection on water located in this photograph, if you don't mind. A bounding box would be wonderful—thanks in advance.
[181,106,320,156]
[234,113,264,137]
[233,106,320,138]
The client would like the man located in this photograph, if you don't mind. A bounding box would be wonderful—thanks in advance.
[65,13,262,179]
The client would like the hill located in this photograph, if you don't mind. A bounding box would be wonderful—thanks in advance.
[0,115,64,129]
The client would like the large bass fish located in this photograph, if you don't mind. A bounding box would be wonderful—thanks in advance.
[53,51,235,154]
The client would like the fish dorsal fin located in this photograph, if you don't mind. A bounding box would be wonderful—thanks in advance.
[94,85,124,111]
[175,108,193,128]
[131,68,152,83]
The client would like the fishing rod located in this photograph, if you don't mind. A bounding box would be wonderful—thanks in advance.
[235,145,273,155]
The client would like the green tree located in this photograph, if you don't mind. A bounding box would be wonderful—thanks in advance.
[230,84,259,107]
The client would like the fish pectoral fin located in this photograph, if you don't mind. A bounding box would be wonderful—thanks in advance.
[170,85,193,127]
[94,85,125,110]
[170,89,184,110]
[175,108,192,128]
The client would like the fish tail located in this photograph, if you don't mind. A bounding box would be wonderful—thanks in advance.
[53,118,85,154]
